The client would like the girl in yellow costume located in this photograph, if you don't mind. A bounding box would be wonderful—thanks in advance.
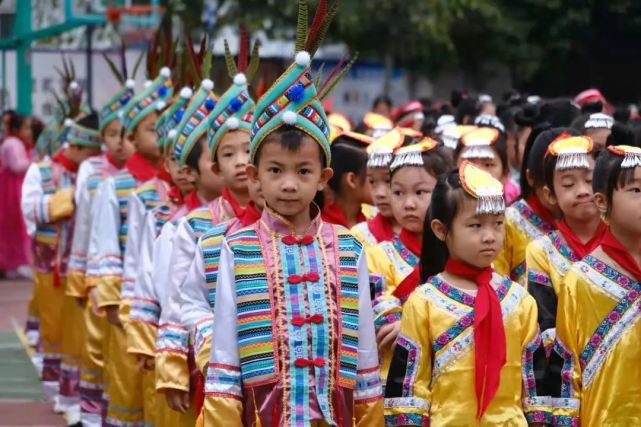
[384,162,550,426]
[525,130,606,356]
[552,131,641,425]
[367,138,453,383]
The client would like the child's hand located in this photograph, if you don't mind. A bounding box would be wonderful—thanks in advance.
[376,320,401,350]
[105,305,122,327]
[165,388,190,413]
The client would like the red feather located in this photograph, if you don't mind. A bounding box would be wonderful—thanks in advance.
[238,24,249,73]
[320,53,348,92]
[305,0,328,52]
[185,33,202,80]
[198,34,207,64]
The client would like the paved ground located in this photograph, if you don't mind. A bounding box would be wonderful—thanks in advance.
[0,278,65,427]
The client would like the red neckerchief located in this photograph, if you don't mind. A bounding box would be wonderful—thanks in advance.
[444,258,505,419]
[125,152,157,182]
[391,229,422,299]
[222,188,248,218]
[238,201,262,226]
[184,191,203,211]
[601,227,641,282]
[157,161,174,185]
[525,195,557,229]
[321,200,366,228]
[106,152,124,169]
[557,219,607,259]
[367,212,395,243]
[53,150,79,173]
[168,186,184,206]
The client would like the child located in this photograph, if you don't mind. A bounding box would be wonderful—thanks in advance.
[321,131,373,228]
[551,133,641,425]
[21,113,102,415]
[582,112,613,151]
[367,138,453,382]
[203,4,383,424]
[384,162,549,426]
[525,133,605,355]
[86,67,172,426]
[494,127,563,284]
[66,77,135,427]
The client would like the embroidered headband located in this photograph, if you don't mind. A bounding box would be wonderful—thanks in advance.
[546,134,593,170]
[389,137,439,172]
[366,127,406,168]
[584,113,614,130]
[65,118,102,148]
[440,125,477,150]
[156,87,193,154]
[459,160,505,215]
[607,145,641,169]
[99,79,135,131]
[473,114,505,134]
[121,67,173,133]
[459,127,501,160]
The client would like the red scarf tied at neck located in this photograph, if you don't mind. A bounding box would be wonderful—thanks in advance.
[53,151,79,173]
[367,212,395,243]
[444,258,506,419]
[557,219,607,260]
[125,152,158,182]
[601,227,641,282]
[392,229,422,299]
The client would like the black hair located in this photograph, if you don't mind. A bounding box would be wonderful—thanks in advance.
[539,98,580,127]
[569,113,590,133]
[327,137,368,193]
[593,123,640,217]
[456,97,479,125]
[419,169,468,282]
[542,128,584,194]
[519,122,552,198]
[254,126,326,167]
[390,144,454,181]
[31,117,44,143]
[185,136,205,172]
[77,111,99,131]
[372,95,392,110]
[8,113,28,134]
[581,100,603,115]
[453,129,509,174]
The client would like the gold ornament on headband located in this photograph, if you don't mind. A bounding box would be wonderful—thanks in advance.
[546,134,593,170]
[363,112,393,139]
[367,128,405,168]
[459,161,505,215]
[389,137,439,172]
[608,145,641,169]
[459,127,500,160]
[441,124,477,150]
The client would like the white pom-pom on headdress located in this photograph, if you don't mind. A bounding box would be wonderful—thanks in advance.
[155,100,167,111]
[160,67,171,78]
[295,51,311,67]
[64,118,74,127]
[283,111,298,125]
[144,80,152,88]
[125,79,136,89]
[167,129,177,140]
[226,117,240,130]
[69,81,79,91]
[179,87,193,99]
[233,73,247,86]
[201,79,214,91]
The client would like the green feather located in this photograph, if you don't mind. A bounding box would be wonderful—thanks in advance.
[295,0,308,53]
[132,49,145,79]
[314,62,325,88]
[224,39,239,77]
[102,53,125,85]
[201,44,213,81]
[318,53,357,101]
[246,39,261,80]
[309,1,338,56]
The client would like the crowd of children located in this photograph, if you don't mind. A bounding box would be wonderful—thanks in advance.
[15,2,641,426]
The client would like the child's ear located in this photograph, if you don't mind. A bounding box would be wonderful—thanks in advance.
[318,167,334,192]
[344,172,357,190]
[431,219,447,242]
[246,164,259,182]
[594,192,608,217]
[211,160,222,175]
[525,169,535,187]
[541,185,557,207]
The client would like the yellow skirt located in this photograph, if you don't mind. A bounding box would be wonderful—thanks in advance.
[35,272,65,381]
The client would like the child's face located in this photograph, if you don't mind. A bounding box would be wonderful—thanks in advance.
[248,136,332,220]
[437,197,505,269]
[66,144,101,164]
[367,167,393,218]
[103,119,133,165]
[602,167,641,236]
[390,166,436,233]
[213,130,250,193]
[197,138,224,197]
[585,128,610,152]
[18,118,33,145]
[166,155,194,195]
[459,149,505,182]
[545,161,597,223]
[130,113,160,160]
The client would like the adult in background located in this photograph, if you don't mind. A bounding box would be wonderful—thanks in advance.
[0,113,34,278]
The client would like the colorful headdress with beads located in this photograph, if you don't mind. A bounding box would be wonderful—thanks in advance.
[546,133,593,170]
[459,127,501,160]
[64,117,101,148]
[121,67,173,133]
[206,26,260,157]
[389,137,439,172]
[362,112,393,139]
[584,113,614,130]
[441,125,477,150]
[459,160,505,215]
[367,127,405,168]
[156,87,193,154]
[249,0,354,167]
[607,145,641,169]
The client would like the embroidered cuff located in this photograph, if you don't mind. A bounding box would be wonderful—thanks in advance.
[129,297,161,326]
[355,366,382,403]
[523,396,552,424]
[193,318,213,362]
[205,362,242,400]
[528,269,552,287]
[373,297,402,328]
[551,397,580,426]
[384,397,430,427]
[87,255,123,279]
[156,323,189,355]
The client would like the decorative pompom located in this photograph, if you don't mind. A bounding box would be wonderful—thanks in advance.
[160,67,171,78]
[119,96,130,106]
[226,117,240,130]
[204,98,216,111]
[125,79,136,89]
[69,81,79,91]
[117,110,124,119]
[295,51,311,67]
[168,129,177,140]
[175,109,184,123]
[229,98,242,112]
[64,118,74,127]
[144,80,152,88]
[283,111,297,125]
[180,87,193,99]
[157,86,168,97]
[155,100,166,111]
[201,79,214,91]
[233,73,247,86]
[286,82,305,103]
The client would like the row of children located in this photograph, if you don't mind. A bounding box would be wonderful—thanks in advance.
[20,2,641,426]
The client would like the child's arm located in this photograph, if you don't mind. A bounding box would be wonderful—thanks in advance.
[525,238,557,355]
[119,193,146,320]
[67,169,96,299]
[21,163,74,231]
[519,294,553,425]
[366,245,402,329]
[384,290,432,426]
[355,248,384,426]
[203,240,243,425]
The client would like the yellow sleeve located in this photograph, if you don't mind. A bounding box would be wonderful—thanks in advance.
[196,335,212,375]
[66,271,87,299]
[494,216,515,277]
[367,245,402,327]
[126,320,157,358]
[526,238,558,353]
[383,289,431,426]
[48,187,75,222]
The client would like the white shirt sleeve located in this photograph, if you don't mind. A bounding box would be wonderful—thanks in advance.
[120,193,145,302]
[68,167,96,274]
[21,163,45,236]
[74,160,95,204]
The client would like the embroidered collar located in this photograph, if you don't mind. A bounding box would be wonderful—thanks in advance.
[259,204,322,237]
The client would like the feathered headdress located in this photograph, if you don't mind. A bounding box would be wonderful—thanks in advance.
[99,43,140,131]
